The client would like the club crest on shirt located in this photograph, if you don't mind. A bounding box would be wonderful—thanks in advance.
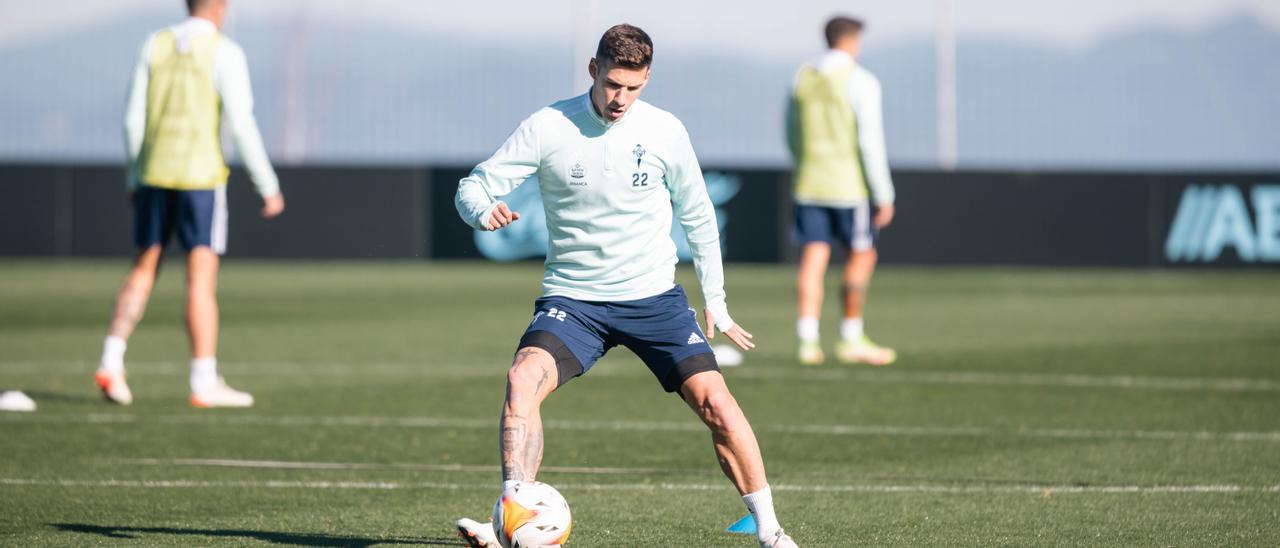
[632,144,646,168]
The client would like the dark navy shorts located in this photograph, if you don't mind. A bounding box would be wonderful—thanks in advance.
[793,203,878,251]
[516,285,719,393]
[133,185,227,254]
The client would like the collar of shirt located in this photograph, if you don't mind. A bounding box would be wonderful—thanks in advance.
[816,49,855,70]
[581,89,634,129]
[170,16,218,53]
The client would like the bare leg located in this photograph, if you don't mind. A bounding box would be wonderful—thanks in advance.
[680,370,767,494]
[501,347,559,483]
[796,242,830,320]
[185,247,220,359]
[842,249,877,319]
[107,245,164,339]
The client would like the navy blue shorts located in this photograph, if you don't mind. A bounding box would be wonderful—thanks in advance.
[793,203,878,251]
[516,285,719,393]
[133,185,227,254]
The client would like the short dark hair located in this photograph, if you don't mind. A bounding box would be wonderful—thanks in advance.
[186,0,216,14]
[825,16,864,47]
[595,24,653,69]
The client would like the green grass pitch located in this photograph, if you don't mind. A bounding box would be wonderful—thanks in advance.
[1,260,1278,546]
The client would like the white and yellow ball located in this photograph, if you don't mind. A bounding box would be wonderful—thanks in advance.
[492,481,572,548]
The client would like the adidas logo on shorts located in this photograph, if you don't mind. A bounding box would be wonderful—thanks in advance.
[687,332,705,345]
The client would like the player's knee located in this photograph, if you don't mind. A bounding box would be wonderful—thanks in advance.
[506,353,549,393]
[506,364,536,392]
[694,390,742,431]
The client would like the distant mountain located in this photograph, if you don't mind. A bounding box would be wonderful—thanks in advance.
[0,13,1275,170]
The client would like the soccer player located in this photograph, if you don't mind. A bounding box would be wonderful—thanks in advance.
[453,24,798,548]
[94,0,284,407]
[787,16,897,366]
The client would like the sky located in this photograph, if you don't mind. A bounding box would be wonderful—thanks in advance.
[3,0,1279,53]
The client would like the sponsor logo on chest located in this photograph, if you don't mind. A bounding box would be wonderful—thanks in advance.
[569,163,587,187]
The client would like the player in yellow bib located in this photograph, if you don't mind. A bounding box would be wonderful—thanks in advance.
[787,16,897,366]
[95,0,284,408]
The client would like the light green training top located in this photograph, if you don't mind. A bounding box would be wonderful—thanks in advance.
[455,92,736,332]
[124,18,279,197]
[787,50,895,207]
[137,29,228,189]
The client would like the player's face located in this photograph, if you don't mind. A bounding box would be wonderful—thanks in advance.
[588,59,649,122]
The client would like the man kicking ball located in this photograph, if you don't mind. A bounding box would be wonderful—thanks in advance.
[452,23,798,548]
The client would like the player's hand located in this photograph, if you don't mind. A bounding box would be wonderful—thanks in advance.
[483,202,521,231]
[874,203,895,229]
[704,308,755,351]
[261,193,285,219]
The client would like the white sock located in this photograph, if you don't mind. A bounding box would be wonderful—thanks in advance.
[796,318,819,343]
[841,317,865,343]
[99,336,127,373]
[190,357,218,393]
[502,479,521,492]
[742,485,781,542]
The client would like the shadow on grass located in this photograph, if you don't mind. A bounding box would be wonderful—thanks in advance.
[52,523,462,546]
[7,389,102,404]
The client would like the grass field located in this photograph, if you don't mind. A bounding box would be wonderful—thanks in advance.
[1,260,1278,547]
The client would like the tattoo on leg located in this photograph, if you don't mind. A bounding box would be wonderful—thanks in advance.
[513,349,538,365]
[501,413,528,482]
[111,291,148,335]
[533,364,550,394]
[523,424,544,477]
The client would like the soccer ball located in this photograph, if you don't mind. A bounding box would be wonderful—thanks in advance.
[492,481,572,548]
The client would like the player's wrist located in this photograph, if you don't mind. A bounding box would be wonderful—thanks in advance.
[714,315,735,333]
[478,202,502,229]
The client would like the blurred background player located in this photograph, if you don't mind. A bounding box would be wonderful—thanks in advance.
[453,24,798,548]
[94,0,285,407]
[787,16,897,366]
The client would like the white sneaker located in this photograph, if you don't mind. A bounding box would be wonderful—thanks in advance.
[0,391,36,412]
[456,518,498,547]
[836,335,897,366]
[190,377,254,408]
[798,341,825,365]
[95,369,133,405]
[762,528,799,548]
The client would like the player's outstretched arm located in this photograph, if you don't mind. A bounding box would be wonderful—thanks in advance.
[704,308,755,351]
[455,115,541,230]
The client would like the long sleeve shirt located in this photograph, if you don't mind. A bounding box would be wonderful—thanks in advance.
[123,17,279,197]
[787,50,894,207]
[456,92,736,332]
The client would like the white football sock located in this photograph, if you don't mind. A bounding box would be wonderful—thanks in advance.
[190,357,218,393]
[841,317,865,343]
[502,479,521,492]
[796,318,819,343]
[742,485,781,543]
[99,336,127,373]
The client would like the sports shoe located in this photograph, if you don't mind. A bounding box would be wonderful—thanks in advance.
[836,335,897,366]
[189,377,254,408]
[456,518,498,548]
[797,341,825,365]
[95,369,133,405]
[762,528,799,547]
